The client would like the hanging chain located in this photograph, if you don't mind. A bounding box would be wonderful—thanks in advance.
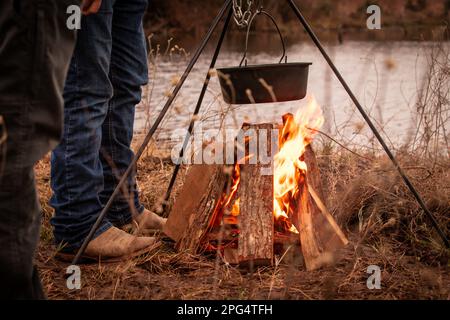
[232,0,254,28]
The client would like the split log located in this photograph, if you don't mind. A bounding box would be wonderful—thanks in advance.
[164,123,275,264]
[305,145,348,249]
[235,123,274,266]
[164,164,230,253]
[209,231,299,246]
[297,145,349,270]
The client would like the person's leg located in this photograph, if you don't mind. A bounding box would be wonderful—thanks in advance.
[99,0,149,226]
[0,0,78,299]
[50,1,115,251]
[0,110,44,299]
[50,1,156,258]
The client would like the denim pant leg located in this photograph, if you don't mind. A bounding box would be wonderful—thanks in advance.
[0,0,77,298]
[50,2,115,251]
[99,0,149,226]
[0,108,44,300]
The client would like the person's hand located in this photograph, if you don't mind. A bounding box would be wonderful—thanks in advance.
[81,0,102,15]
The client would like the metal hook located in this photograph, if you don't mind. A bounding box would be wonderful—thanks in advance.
[239,9,287,67]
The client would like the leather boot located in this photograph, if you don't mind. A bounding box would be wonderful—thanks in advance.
[132,209,167,236]
[58,227,157,263]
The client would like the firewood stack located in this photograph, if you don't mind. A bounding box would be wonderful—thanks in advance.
[164,117,348,271]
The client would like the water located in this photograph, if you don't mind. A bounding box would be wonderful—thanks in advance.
[136,41,447,152]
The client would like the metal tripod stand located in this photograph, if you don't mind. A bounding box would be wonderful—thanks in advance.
[72,0,449,266]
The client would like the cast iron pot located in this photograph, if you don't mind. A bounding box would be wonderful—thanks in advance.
[217,10,312,105]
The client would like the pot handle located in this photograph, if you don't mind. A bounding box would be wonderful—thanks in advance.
[239,9,287,67]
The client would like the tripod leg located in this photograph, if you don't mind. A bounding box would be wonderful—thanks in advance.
[162,8,233,216]
[287,0,449,248]
[71,0,234,265]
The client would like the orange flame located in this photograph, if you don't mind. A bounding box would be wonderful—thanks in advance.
[230,198,240,216]
[224,164,241,209]
[273,96,324,232]
[208,97,323,236]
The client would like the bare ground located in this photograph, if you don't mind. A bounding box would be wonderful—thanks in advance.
[34,147,450,300]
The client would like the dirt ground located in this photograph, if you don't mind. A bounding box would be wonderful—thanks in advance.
[34,149,449,300]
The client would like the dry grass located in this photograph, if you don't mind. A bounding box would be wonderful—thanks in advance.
[34,147,449,300]
[320,151,449,266]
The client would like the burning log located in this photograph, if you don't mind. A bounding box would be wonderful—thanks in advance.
[280,114,349,270]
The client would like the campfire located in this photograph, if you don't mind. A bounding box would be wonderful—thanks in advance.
[164,98,348,271]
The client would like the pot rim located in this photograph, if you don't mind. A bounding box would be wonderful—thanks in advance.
[217,62,312,73]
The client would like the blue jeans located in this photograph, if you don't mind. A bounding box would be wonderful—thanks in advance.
[50,0,148,251]
[1,0,78,298]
